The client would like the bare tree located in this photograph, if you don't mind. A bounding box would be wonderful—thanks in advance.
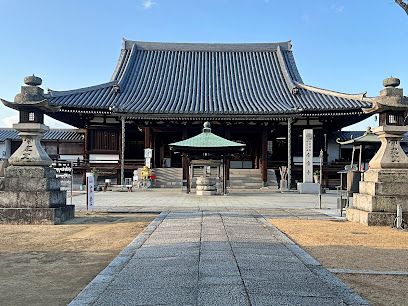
[396,0,408,15]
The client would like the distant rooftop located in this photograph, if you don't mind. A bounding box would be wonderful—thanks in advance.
[0,129,84,142]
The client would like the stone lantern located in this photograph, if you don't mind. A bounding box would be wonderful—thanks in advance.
[0,76,75,224]
[347,77,408,226]
[2,75,58,166]
[363,77,408,169]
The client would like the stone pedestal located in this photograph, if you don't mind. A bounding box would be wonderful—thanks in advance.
[347,169,408,226]
[297,182,320,194]
[0,166,74,224]
[196,176,217,196]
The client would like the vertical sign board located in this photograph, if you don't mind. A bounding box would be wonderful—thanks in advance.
[303,129,313,183]
[53,161,73,205]
[86,173,94,211]
[144,148,153,168]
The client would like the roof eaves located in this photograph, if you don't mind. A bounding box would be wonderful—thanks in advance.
[295,82,371,102]
[47,81,117,98]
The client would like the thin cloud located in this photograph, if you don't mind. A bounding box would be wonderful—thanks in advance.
[1,114,18,127]
[44,116,74,129]
[142,0,156,10]
[301,11,311,23]
[331,4,345,13]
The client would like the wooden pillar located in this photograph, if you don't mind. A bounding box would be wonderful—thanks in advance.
[223,156,227,195]
[144,126,154,167]
[225,157,230,184]
[287,117,293,189]
[84,124,89,162]
[144,127,152,148]
[182,129,188,180]
[83,124,89,185]
[225,126,231,139]
[186,155,191,194]
[121,117,126,186]
[261,127,268,186]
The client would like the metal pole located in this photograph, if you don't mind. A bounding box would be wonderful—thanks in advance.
[287,117,292,189]
[319,149,323,209]
[121,116,125,187]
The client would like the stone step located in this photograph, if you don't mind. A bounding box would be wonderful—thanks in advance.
[4,177,61,192]
[230,182,264,189]
[229,178,263,182]
[346,208,399,226]
[352,193,408,213]
[153,168,182,188]
[0,191,67,208]
[363,169,408,183]
[359,181,408,196]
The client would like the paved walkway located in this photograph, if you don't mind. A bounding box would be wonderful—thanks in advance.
[71,189,339,213]
[70,211,367,306]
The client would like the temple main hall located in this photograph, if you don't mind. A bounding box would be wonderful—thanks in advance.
[24,40,371,188]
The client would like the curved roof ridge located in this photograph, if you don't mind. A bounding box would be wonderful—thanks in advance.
[122,39,292,52]
[294,81,372,101]
[111,48,128,81]
[117,43,138,86]
[276,45,297,91]
[47,81,117,97]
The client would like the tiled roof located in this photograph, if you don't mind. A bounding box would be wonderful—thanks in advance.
[47,40,371,118]
[0,129,84,142]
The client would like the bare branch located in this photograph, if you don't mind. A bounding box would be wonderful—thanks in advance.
[396,0,408,15]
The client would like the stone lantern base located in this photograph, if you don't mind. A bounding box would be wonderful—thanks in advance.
[346,169,408,226]
[0,166,75,224]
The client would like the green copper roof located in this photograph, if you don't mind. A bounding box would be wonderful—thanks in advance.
[170,122,245,150]
[337,127,380,145]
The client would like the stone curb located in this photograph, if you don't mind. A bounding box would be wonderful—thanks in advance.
[68,211,169,306]
[255,214,369,306]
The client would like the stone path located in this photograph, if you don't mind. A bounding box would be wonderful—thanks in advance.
[70,211,367,306]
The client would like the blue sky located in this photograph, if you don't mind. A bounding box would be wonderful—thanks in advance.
[0,0,407,130]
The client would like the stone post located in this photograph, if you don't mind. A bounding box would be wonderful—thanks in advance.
[297,129,320,193]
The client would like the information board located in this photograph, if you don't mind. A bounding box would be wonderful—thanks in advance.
[53,160,73,205]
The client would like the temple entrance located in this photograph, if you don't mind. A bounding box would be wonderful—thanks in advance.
[153,130,183,168]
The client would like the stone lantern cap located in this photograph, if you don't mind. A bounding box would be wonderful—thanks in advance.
[0,75,60,112]
[363,77,408,115]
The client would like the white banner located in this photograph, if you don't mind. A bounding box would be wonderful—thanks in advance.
[86,173,94,211]
[144,148,153,158]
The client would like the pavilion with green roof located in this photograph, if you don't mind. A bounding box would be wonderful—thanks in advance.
[170,122,245,194]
